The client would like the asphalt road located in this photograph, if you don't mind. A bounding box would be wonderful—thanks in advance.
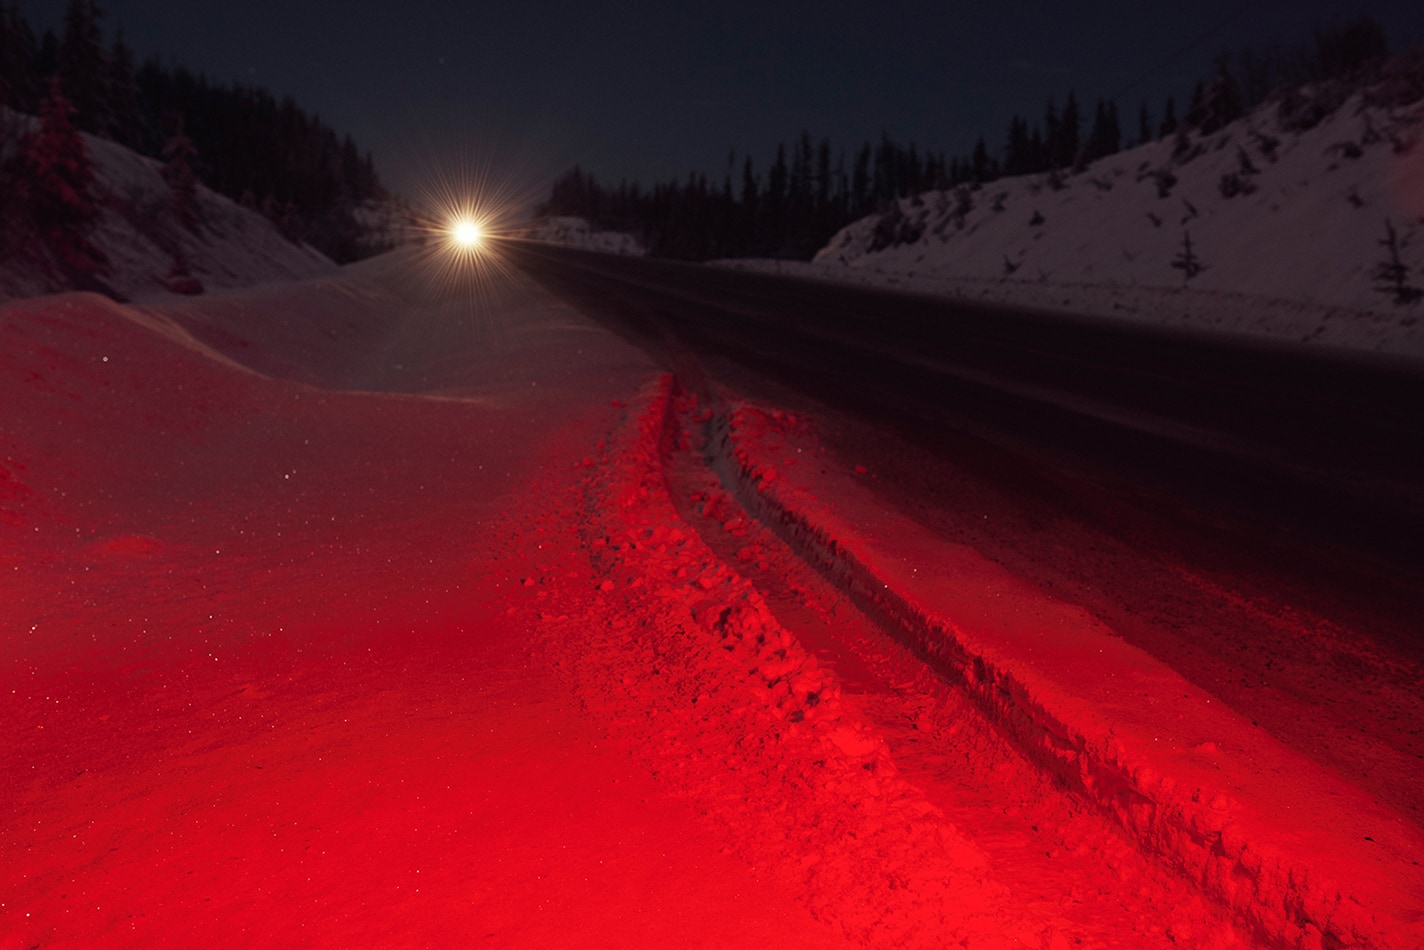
[506,240,1424,574]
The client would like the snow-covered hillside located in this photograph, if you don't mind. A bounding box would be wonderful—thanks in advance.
[523,215,645,255]
[0,110,338,303]
[794,56,1424,357]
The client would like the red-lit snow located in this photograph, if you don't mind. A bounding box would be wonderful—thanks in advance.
[3,249,1421,947]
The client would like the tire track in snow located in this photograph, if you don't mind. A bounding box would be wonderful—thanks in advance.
[532,375,1043,949]
[702,392,1424,950]
[660,384,1253,949]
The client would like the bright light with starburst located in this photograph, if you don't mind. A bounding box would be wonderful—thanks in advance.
[398,146,549,322]
[450,217,484,250]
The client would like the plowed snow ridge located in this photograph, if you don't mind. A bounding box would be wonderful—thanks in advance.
[702,395,1424,949]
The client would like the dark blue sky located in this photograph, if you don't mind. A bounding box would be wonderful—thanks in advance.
[19,1,1424,206]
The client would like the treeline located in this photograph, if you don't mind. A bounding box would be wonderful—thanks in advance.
[544,134,956,260]
[539,15,1392,261]
[0,0,386,262]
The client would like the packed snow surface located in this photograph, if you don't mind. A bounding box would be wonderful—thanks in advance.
[522,216,645,256]
[4,246,1421,946]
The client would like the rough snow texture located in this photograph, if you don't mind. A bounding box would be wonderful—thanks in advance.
[522,215,645,255]
[531,377,1043,948]
[733,76,1424,358]
[710,400,1424,950]
[0,109,336,303]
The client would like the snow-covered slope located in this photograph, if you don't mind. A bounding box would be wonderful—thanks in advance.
[798,58,1424,357]
[0,110,337,303]
[523,215,645,255]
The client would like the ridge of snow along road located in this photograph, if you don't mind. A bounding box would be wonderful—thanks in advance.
[707,401,1424,949]
[535,374,1048,948]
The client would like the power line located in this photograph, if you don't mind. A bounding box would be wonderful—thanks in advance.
[1111,7,1251,102]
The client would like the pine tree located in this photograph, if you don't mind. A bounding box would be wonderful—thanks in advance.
[850,142,871,215]
[1313,16,1389,80]
[1086,99,1121,162]
[1159,97,1178,138]
[12,78,107,276]
[1189,55,1244,134]
[1058,92,1081,167]
[739,156,759,249]
[1004,114,1032,175]
[815,137,832,211]
[0,1,39,112]
[58,0,107,134]
[35,28,58,79]
[107,28,142,149]
[162,116,199,231]
[970,136,994,182]
[1042,98,1061,166]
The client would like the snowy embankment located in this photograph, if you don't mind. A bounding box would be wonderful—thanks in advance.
[522,215,645,255]
[705,396,1424,950]
[1,267,854,947]
[727,62,1424,358]
[0,110,337,303]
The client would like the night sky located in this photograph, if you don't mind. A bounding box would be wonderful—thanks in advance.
[18,1,1424,209]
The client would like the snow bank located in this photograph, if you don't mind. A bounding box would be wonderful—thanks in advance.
[521,215,645,255]
[735,70,1424,358]
[533,375,1044,948]
[710,397,1424,949]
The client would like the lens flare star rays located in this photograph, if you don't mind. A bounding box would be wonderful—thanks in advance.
[401,154,536,327]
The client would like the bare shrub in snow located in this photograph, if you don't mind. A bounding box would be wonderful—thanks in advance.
[1359,113,1383,146]
[1251,129,1280,162]
[1373,219,1422,305]
[1218,172,1256,198]
[1171,127,1203,163]
[1171,230,1206,281]
[1277,81,1349,132]
[951,185,974,229]
[1236,145,1260,176]
[867,204,923,251]
[1151,168,1178,198]
[1219,147,1260,199]
[1328,140,1364,160]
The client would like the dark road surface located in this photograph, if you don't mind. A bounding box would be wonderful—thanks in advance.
[508,240,1424,573]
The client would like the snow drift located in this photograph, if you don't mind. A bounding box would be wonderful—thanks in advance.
[522,215,645,256]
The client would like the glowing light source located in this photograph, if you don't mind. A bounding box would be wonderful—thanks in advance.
[450,217,483,250]
[402,148,547,317]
